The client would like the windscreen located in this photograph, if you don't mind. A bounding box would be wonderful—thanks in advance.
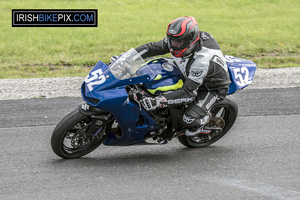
[110,48,154,80]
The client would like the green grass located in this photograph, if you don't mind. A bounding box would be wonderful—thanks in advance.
[1,0,300,78]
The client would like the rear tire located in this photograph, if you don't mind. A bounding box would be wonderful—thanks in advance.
[178,95,238,148]
[51,109,108,159]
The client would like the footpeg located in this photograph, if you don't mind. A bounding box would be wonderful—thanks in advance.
[199,129,212,134]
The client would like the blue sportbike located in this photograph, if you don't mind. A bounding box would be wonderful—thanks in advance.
[51,49,257,159]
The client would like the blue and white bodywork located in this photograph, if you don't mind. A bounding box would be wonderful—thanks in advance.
[225,55,257,94]
[81,49,257,146]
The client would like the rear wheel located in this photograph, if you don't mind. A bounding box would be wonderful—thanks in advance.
[178,96,238,148]
[51,109,111,159]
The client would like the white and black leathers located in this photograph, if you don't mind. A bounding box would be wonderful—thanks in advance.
[136,31,231,130]
[136,31,231,105]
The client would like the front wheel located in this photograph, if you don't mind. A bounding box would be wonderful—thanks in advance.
[178,95,238,148]
[51,109,110,159]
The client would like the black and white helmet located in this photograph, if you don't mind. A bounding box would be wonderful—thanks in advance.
[167,16,200,57]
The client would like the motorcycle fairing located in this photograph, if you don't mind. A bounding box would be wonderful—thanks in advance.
[102,98,157,146]
[225,55,257,95]
[81,61,157,146]
[81,61,152,106]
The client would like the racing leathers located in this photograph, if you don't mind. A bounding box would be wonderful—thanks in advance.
[136,32,231,133]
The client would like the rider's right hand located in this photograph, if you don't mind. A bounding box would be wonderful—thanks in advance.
[140,96,168,111]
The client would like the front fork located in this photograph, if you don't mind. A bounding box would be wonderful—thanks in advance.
[78,102,113,139]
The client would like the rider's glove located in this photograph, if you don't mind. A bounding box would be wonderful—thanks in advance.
[140,96,168,111]
[110,55,120,63]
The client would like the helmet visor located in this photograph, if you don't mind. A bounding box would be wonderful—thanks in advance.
[168,38,189,51]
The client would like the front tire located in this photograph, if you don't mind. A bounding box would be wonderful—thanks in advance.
[178,95,238,148]
[51,109,108,159]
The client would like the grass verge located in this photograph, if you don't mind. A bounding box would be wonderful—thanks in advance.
[1,0,299,78]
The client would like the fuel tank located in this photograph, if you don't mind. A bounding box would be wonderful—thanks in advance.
[136,58,184,95]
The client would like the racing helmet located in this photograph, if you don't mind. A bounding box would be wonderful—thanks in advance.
[167,16,200,57]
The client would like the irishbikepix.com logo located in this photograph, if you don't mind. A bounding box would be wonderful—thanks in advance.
[12,9,98,27]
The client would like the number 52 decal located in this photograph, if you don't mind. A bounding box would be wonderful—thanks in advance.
[232,67,252,87]
[85,69,106,91]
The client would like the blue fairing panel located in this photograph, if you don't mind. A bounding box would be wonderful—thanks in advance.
[81,61,150,107]
[81,60,157,146]
[225,56,257,95]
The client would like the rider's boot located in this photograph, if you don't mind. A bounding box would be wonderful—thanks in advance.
[185,114,211,137]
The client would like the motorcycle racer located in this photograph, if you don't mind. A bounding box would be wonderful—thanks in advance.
[113,16,231,137]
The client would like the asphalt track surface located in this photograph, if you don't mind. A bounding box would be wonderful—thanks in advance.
[0,88,300,200]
